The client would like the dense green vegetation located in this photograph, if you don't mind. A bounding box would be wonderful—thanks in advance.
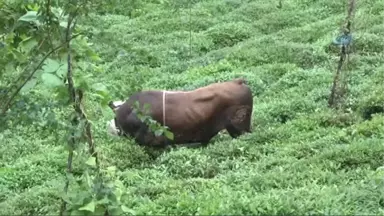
[1,0,384,215]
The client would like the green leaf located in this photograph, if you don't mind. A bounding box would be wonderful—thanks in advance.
[79,200,96,212]
[164,130,174,140]
[60,192,73,205]
[92,83,107,92]
[0,167,14,174]
[12,49,28,63]
[149,124,156,131]
[5,63,14,73]
[90,54,101,62]
[108,207,123,216]
[154,129,163,137]
[43,58,61,73]
[53,85,69,103]
[143,103,151,112]
[69,210,84,216]
[51,7,63,18]
[90,93,104,100]
[20,78,37,93]
[86,50,101,62]
[121,205,136,215]
[148,119,157,124]
[59,21,68,28]
[19,37,38,53]
[41,73,63,87]
[107,166,116,172]
[56,64,67,78]
[139,115,147,122]
[86,156,96,167]
[94,206,107,215]
[100,97,111,107]
[76,75,90,91]
[18,11,38,22]
[376,166,384,172]
[84,171,92,188]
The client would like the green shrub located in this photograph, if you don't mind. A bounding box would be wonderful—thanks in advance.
[205,21,254,49]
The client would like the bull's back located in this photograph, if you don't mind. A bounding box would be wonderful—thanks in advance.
[164,90,219,130]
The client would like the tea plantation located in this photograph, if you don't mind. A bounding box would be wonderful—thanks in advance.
[1,0,383,215]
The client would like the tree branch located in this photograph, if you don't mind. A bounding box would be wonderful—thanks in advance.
[60,6,101,214]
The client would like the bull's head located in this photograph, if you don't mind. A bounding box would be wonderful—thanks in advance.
[107,100,125,136]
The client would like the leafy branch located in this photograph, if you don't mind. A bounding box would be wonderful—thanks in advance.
[1,33,81,115]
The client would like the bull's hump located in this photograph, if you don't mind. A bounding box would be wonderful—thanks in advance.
[233,78,246,85]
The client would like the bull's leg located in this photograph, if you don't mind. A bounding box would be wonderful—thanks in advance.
[200,141,211,148]
[200,127,222,147]
[226,123,243,138]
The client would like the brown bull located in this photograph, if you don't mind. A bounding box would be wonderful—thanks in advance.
[108,78,253,148]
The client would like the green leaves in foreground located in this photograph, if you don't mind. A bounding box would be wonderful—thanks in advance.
[18,11,38,23]
[63,163,136,216]
[133,101,175,141]
[85,156,97,167]
[41,73,63,87]
[78,200,95,212]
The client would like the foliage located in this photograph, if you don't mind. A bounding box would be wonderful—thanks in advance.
[1,0,383,215]
[0,0,163,215]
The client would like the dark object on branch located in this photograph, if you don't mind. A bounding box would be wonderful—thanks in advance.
[332,34,352,46]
